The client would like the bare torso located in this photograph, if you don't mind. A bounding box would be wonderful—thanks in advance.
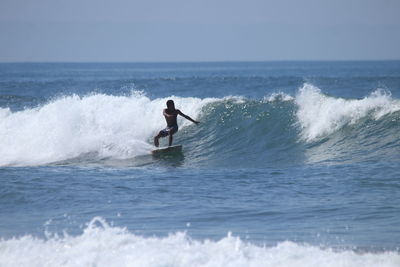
[164,108,180,127]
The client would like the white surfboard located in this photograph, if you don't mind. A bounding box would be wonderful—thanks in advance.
[152,145,183,154]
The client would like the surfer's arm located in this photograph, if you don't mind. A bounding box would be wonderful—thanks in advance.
[178,110,199,124]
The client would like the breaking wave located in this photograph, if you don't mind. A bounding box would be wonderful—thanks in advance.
[0,84,399,167]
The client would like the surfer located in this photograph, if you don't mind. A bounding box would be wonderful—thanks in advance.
[154,100,199,147]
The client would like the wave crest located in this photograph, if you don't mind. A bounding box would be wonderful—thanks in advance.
[295,83,400,141]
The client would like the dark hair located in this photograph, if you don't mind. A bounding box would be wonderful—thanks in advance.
[166,100,174,108]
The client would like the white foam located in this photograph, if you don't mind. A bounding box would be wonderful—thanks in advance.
[295,84,400,141]
[0,92,217,166]
[263,92,294,102]
[0,217,398,267]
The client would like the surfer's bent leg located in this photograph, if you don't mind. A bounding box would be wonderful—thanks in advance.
[154,129,168,147]
[154,126,178,147]
[154,133,161,147]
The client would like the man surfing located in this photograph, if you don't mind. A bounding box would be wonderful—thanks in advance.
[154,100,199,147]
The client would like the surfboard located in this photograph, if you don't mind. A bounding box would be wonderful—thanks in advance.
[152,145,183,155]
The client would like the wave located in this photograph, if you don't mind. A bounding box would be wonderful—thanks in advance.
[0,84,399,167]
[296,84,400,141]
[295,84,400,164]
[0,92,218,166]
[0,217,398,267]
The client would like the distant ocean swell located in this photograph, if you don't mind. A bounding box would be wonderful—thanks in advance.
[0,84,399,167]
[0,217,399,267]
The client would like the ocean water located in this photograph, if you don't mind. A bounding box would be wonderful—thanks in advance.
[0,61,400,266]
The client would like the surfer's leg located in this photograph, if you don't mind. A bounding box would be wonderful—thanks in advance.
[167,126,178,147]
[154,128,170,147]
[154,133,161,147]
[168,131,173,146]
[154,136,159,147]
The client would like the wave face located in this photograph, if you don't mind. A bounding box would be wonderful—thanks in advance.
[0,84,399,167]
[0,217,398,267]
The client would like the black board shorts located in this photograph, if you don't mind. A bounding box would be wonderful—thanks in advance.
[159,126,178,137]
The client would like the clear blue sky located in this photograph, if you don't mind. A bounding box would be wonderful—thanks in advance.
[1,0,399,62]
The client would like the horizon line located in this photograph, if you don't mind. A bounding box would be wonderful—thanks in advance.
[1,59,400,64]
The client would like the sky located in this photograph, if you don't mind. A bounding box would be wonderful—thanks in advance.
[0,0,399,62]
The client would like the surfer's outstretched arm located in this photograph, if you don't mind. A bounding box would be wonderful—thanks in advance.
[178,110,199,124]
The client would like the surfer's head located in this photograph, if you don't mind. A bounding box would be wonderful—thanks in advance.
[166,100,175,110]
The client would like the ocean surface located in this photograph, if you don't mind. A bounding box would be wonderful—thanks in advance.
[0,61,400,266]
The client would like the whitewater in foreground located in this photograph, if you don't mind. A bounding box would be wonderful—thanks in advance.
[1,217,399,267]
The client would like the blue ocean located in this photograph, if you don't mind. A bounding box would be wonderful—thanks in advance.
[1,62,400,266]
